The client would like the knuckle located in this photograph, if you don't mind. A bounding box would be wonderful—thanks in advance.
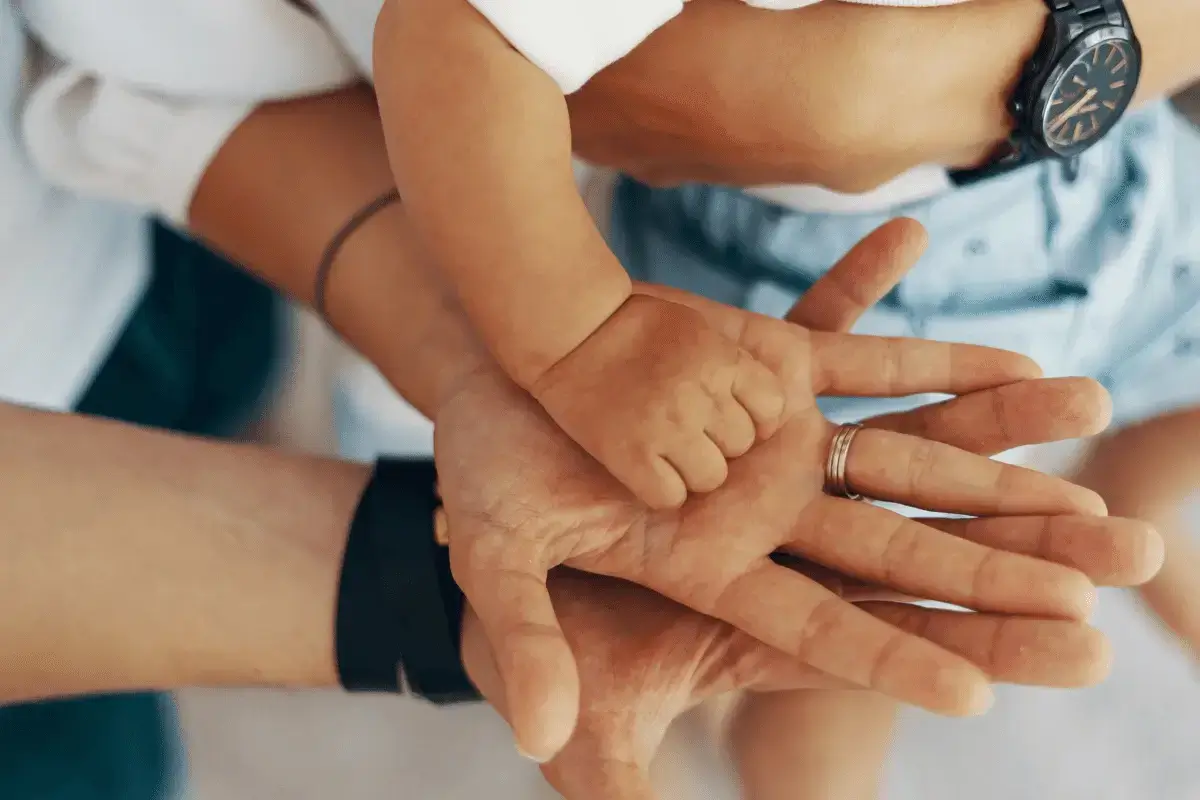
[905,438,940,495]
[878,518,921,588]
[866,629,909,691]
[792,594,848,663]
[968,549,1002,606]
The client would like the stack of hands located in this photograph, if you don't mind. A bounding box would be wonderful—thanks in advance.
[433,220,1163,798]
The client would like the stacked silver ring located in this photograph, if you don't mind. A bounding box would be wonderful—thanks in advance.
[824,423,864,501]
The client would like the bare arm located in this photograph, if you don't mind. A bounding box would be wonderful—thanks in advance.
[371,0,632,388]
[187,85,487,418]
[565,0,1200,192]
[0,402,368,703]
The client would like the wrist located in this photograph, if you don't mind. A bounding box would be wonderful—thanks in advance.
[322,201,494,419]
[843,0,1047,174]
[213,457,372,692]
[934,0,1049,169]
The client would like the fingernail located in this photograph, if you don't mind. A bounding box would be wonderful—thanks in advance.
[516,744,551,764]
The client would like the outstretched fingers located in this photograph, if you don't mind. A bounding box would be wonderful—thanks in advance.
[787,498,1097,619]
[705,561,993,716]
[862,603,1112,688]
[915,515,1163,588]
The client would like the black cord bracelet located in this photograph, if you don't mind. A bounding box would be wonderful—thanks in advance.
[313,188,402,319]
[335,458,480,704]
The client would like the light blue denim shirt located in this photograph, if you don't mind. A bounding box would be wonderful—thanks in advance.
[609,103,1200,432]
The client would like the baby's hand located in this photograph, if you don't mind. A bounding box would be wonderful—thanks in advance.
[531,294,786,509]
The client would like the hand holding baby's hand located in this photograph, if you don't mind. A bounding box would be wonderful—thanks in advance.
[531,293,786,509]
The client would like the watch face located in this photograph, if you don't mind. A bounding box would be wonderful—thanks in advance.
[1040,33,1139,156]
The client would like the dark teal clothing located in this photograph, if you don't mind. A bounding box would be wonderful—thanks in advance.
[0,223,282,798]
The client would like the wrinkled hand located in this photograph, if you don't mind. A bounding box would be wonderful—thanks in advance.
[434,221,1159,761]
[461,569,1120,800]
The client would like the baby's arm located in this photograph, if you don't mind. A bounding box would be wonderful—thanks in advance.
[376,0,785,508]
[376,0,630,387]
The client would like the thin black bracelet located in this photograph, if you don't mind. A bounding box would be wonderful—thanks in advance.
[313,188,402,319]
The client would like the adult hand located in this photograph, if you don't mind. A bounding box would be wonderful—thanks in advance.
[567,0,1047,191]
[434,221,1152,761]
[716,218,1167,800]
[461,569,1117,800]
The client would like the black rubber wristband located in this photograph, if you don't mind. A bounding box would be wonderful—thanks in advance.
[335,459,480,703]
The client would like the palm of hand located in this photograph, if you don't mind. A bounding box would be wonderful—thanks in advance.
[460,569,837,798]
[436,306,1102,761]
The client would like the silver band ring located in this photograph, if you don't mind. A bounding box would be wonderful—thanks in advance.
[825,423,864,501]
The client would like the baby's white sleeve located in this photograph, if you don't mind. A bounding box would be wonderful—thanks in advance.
[468,0,968,95]
[17,0,359,225]
[467,0,685,93]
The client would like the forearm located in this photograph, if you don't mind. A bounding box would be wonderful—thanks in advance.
[188,86,487,418]
[374,0,631,387]
[865,0,1200,173]
[0,403,371,703]
[568,0,1200,192]
[1128,0,1200,102]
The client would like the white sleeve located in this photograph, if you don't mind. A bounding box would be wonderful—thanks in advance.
[467,0,685,93]
[16,0,360,224]
[467,0,969,95]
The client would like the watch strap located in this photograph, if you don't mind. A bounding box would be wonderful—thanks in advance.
[951,0,1128,187]
[1044,0,1127,27]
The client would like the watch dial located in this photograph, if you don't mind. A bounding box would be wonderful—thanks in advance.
[1042,38,1138,154]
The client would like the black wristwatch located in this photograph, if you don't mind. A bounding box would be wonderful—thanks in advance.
[335,458,481,705]
[951,0,1141,186]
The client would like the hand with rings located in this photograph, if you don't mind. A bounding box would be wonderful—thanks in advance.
[434,219,1160,762]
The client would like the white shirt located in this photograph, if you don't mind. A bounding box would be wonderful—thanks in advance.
[0,1,148,410]
[18,0,960,219]
[18,0,359,225]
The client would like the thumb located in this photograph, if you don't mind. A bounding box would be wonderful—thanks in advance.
[786,217,928,333]
[541,728,660,800]
[452,540,580,763]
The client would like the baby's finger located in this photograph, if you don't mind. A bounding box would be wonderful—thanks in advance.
[606,451,688,510]
[705,395,757,458]
[452,542,579,762]
[665,435,728,494]
[730,350,787,439]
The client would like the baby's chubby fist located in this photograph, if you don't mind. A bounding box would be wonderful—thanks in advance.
[532,294,786,509]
